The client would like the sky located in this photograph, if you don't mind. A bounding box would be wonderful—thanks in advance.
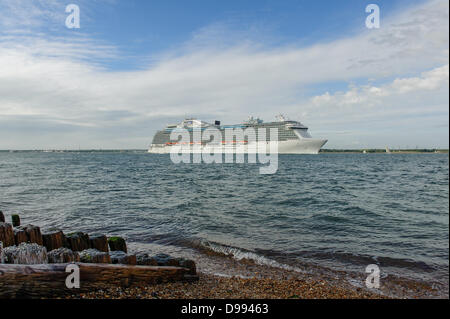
[0,0,448,149]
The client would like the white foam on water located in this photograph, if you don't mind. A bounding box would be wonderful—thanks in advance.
[200,240,306,274]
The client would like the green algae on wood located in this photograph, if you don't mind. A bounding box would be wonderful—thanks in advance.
[11,214,20,227]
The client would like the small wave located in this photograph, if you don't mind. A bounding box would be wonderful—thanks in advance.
[315,214,350,223]
[275,197,321,206]
[194,240,306,273]
[342,206,380,218]
[291,250,439,273]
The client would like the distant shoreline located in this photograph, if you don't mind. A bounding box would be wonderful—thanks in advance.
[0,149,448,153]
[321,149,449,154]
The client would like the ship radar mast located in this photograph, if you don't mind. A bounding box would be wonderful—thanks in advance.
[276,114,288,122]
[244,116,263,125]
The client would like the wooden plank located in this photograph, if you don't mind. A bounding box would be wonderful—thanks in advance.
[0,263,198,298]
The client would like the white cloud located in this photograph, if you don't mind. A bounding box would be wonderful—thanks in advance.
[0,0,448,148]
[392,64,449,93]
[311,64,449,107]
[0,0,64,29]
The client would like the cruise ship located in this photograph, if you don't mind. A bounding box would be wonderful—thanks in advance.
[148,115,327,154]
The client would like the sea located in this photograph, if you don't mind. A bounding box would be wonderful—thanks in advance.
[0,151,448,297]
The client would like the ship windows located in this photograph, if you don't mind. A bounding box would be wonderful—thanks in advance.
[294,129,312,139]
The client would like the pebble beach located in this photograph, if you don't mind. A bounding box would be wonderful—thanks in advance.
[64,249,441,299]
[67,272,384,299]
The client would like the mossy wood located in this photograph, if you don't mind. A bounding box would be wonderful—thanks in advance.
[11,215,20,227]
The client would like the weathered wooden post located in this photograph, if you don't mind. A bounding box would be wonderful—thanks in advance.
[11,214,20,227]
[17,225,43,245]
[65,232,90,251]
[89,234,109,252]
[0,263,198,298]
[0,241,4,263]
[42,230,65,251]
[108,236,127,253]
[0,222,15,247]
[14,228,27,245]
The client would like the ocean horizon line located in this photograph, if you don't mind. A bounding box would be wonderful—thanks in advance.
[0,148,448,153]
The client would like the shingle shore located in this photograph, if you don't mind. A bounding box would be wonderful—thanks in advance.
[66,272,385,299]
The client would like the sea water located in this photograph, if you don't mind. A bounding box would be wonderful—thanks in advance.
[0,151,448,295]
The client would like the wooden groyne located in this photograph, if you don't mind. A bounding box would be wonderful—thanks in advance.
[0,263,197,298]
[0,212,198,298]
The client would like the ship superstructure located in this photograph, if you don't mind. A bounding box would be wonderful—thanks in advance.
[148,115,327,154]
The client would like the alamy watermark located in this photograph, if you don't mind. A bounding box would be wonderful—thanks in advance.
[365,4,380,29]
[169,126,279,174]
[365,264,380,289]
[65,4,80,29]
[65,263,80,289]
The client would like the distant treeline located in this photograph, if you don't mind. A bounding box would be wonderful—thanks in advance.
[0,149,146,153]
[0,149,448,153]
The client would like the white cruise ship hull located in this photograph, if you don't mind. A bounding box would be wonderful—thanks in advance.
[148,138,327,154]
